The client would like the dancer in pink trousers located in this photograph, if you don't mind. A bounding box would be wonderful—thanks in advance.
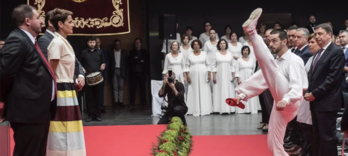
[234,8,308,155]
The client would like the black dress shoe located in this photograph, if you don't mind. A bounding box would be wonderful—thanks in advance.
[285,145,300,152]
[86,117,92,122]
[95,117,102,121]
[284,142,295,149]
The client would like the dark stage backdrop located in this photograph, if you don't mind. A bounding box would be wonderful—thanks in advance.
[147,0,348,80]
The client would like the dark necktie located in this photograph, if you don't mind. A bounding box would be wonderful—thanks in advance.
[35,41,57,94]
[312,49,324,71]
[291,48,295,52]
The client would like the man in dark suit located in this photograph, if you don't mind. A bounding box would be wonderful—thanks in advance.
[129,38,149,109]
[304,23,345,156]
[306,15,317,34]
[37,10,85,91]
[0,5,57,156]
[294,28,313,64]
[339,30,348,93]
[109,39,128,107]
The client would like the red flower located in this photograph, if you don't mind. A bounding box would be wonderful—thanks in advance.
[178,136,184,141]
[160,150,167,153]
[173,151,178,156]
[162,139,168,143]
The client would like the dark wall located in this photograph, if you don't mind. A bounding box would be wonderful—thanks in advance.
[147,0,348,80]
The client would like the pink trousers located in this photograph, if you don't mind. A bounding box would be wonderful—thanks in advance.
[236,34,301,156]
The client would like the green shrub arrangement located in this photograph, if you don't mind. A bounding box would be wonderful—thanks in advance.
[151,117,193,156]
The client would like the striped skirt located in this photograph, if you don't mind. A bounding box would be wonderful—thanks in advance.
[47,83,86,156]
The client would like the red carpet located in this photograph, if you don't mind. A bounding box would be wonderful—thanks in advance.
[190,135,272,156]
[10,126,271,156]
[10,125,166,156]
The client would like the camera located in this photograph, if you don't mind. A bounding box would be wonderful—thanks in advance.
[168,70,174,83]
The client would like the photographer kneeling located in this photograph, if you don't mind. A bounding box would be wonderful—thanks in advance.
[158,71,188,125]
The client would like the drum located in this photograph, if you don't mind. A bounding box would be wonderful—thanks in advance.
[86,72,103,86]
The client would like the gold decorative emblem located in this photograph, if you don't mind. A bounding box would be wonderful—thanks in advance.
[33,0,125,29]
[72,0,87,2]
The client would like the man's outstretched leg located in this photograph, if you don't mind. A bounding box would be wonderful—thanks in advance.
[236,8,307,156]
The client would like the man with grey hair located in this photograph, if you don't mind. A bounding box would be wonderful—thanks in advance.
[304,23,345,156]
[294,28,313,64]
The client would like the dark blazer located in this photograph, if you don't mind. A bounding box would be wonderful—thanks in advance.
[129,49,149,74]
[342,48,348,92]
[109,49,128,79]
[0,29,56,123]
[37,31,84,79]
[296,45,313,64]
[307,42,345,112]
[306,24,315,34]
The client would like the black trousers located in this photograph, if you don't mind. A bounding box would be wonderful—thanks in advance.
[10,118,50,156]
[286,117,302,145]
[158,105,188,125]
[85,82,103,118]
[259,92,270,124]
[300,123,315,156]
[311,110,337,156]
[130,72,147,105]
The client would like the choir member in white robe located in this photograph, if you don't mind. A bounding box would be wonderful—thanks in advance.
[220,25,232,43]
[162,41,185,83]
[203,28,219,97]
[228,32,243,61]
[234,8,308,156]
[228,32,243,89]
[243,40,256,61]
[185,40,212,116]
[238,30,249,45]
[212,39,236,114]
[235,46,259,114]
[185,26,197,45]
[199,21,219,44]
[180,34,193,102]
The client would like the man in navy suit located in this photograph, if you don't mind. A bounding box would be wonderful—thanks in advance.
[304,23,345,156]
[294,28,313,64]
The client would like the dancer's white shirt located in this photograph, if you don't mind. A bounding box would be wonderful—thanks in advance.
[238,50,308,105]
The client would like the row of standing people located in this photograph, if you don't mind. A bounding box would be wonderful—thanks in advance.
[162,31,261,116]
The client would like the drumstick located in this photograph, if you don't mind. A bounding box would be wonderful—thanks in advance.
[342,132,347,156]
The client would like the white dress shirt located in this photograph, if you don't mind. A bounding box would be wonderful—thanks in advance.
[275,51,308,104]
[21,29,55,101]
[114,49,121,68]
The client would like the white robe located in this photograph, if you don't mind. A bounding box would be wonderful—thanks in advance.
[185,52,212,116]
[235,57,259,114]
[212,52,236,113]
[162,53,185,83]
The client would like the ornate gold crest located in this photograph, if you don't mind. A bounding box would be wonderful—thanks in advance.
[32,0,126,31]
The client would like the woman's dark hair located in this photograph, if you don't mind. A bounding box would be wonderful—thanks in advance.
[50,8,73,31]
[217,39,228,50]
[185,26,193,31]
[241,45,251,55]
[229,31,237,39]
[224,25,232,32]
[191,39,203,49]
[181,34,189,42]
[204,21,212,27]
